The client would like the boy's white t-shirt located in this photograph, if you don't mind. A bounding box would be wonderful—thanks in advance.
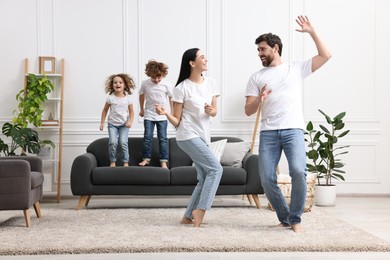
[139,78,173,121]
[106,94,133,126]
[172,77,220,144]
[245,59,312,131]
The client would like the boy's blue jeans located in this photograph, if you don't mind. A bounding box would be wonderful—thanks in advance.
[258,129,307,225]
[108,123,129,163]
[177,137,223,219]
[142,120,168,163]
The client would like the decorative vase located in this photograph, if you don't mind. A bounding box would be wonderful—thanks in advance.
[38,146,51,160]
[315,185,336,206]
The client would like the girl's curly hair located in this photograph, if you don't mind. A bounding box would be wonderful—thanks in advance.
[104,74,136,95]
[145,60,169,78]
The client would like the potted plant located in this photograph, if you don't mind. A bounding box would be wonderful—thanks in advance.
[305,109,350,206]
[0,74,55,156]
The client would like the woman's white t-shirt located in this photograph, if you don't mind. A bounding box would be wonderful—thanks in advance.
[245,59,312,131]
[139,78,173,121]
[106,94,133,126]
[172,77,220,144]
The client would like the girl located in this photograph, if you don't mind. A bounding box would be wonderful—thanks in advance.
[139,60,173,168]
[100,74,135,167]
[156,48,222,227]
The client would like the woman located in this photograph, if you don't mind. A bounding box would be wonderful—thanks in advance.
[156,48,222,227]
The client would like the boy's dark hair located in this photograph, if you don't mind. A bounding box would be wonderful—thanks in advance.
[255,33,283,56]
[145,60,169,78]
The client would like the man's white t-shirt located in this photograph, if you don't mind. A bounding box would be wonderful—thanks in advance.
[172,77,220,144]
[139,78,173,121]
[245,59,312,131]
[106,94,133,126]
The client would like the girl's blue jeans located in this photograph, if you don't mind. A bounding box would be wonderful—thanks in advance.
[258,129,307,225]
[108,123,129,163]
[142,119,168,163]
[177,137,223,219]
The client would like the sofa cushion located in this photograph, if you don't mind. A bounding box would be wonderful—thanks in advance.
[170,166,247,185]
[30,171,44,189]
[92,166,170,185]
[221,141,251,167]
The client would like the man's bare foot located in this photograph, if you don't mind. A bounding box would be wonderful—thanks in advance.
[110,162,116,167]
[139,160,150,166]
[291,223,304,233]
[161,162,168,168]
[192,209,205,228]
[123,162,129,167]
[180,217,194,225]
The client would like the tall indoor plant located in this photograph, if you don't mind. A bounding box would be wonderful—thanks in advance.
[305,109,350,206]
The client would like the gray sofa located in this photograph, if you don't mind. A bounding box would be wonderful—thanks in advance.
[70,137,263,209]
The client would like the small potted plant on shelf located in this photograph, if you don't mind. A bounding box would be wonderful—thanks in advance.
[305,109,350,206]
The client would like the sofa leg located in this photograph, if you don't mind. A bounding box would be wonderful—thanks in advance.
[246,195,253,205]
[251,194,261,209]
[33,201,42,218]
[85,195,91,206]
[23,209,31,227]
[76,195,89,210]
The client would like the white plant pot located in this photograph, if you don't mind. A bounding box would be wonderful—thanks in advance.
[38,146,51,160]
[315,185,336,206]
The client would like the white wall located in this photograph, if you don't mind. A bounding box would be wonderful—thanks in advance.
[1,0,389,196]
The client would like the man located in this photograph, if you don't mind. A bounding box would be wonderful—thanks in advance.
[245,15,331,233]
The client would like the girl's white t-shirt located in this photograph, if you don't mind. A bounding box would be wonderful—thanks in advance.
[245,59,312,131]
[172,77,220,144]
[139,78,173,121]
[106,94,133,126]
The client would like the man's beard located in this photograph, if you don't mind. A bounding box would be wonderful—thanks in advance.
[261,55,273,67]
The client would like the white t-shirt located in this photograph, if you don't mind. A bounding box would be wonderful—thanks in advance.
[106,94,133,126]
[139,78,173,121]
[172,77,220,144]
[245,59,312,131]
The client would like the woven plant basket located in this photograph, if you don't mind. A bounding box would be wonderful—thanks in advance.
[268,173,317,212]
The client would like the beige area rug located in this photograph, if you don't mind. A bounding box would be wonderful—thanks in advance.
[1,206,389,255]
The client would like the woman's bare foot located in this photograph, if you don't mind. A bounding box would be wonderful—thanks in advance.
[161,162,168,168]
[110,162,116,167]
[123,162,129,167]
[192,209,205,228]
[291,224,304,233]
[180,217,194,225]
[139,160,150,166]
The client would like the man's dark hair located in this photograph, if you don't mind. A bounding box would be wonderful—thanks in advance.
[255,33,283,56]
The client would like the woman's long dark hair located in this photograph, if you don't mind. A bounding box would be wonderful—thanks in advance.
[175,48,199,87]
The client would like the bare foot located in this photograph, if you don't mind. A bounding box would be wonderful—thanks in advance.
[139,160,150,166]
[110,162,116,167]
[180,217,194,225]
[192,209,205,228]
[161,162,168,168]
[291,223,304,233]
[275,223,290,228]
[123,162,129,167]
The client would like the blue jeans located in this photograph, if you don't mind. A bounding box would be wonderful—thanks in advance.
[258,129,307,225]
[108,123,129,163]
[177,138,223,219]
[142,120,168,162]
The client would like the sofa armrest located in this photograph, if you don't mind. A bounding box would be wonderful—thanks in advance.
[70,153,97,195]
[242,153,264,194]
[0,156,42,173]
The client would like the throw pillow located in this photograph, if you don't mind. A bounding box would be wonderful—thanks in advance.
[220,141,251,168]
[208,139,228,161]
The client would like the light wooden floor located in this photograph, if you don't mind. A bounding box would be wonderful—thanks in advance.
[1,195,390,260]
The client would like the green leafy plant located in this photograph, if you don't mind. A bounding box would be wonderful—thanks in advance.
[0,122,40,156]
[305,109,350,186]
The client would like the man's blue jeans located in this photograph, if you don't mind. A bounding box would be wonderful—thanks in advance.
[108,123,129,163]
[177,138,223,219]
[142,120,168,163]
[258,129,307,225]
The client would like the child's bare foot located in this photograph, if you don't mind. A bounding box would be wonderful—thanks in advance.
[291,223,304,233]
[180,217,194,225]
[192,209,205,228]
[123,162,129,167]
[110,162,116,167]
[161,162,168,168]
[139,160,150,166]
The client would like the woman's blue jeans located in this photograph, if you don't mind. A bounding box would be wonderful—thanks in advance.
[142,120,168,162]
[258,129,307,225]
[108,123,129,163]
[177,138,223,219]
